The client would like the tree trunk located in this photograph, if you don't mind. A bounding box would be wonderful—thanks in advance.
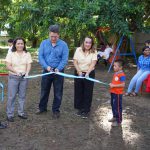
[31,38,38,48]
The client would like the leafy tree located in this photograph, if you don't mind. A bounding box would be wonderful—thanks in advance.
[1,0,149,48]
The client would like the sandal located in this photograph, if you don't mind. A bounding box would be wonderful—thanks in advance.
[130,92,138,97]
[123,92,131,96]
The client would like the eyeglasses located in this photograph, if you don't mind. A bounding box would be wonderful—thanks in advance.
[50,36,58,38]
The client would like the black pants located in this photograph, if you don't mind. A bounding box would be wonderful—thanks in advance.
[74,70,95,113]
[39,70,64,113]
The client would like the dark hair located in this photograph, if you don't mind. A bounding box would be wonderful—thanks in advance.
[12,37,27,53]
[49,24,59,33]
[106,42,112,47]
[142,46,149,52]
[81,36,96,53]
[114,59,125,67]
[145,40,150,44]
[8,39,13,43]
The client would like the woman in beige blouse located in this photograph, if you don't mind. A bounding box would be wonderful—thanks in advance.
[5,37,32,122]
[73,36,97,118]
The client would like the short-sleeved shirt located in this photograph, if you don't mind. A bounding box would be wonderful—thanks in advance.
[138,55,150,71]
[98,47,113,59]
[73,47,97,72]
[5,51,32,75]
[110,71,126,94]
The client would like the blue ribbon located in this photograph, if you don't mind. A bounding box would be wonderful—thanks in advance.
[25,72,109,86]
[0,83,4,102]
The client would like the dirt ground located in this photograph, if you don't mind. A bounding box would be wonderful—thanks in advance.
[0,61,150,150]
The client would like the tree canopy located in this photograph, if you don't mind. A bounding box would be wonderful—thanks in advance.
[0,0,149,47]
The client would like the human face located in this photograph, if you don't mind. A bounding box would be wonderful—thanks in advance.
[49,32,59,44]
[15,39,24,52]
[113,62,122,72]
[84,37,92,51]
[8,42,13,47]
[143,48,150,56]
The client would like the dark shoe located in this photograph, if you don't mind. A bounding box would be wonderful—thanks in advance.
[52,111,60,119]
[74,110,83,117]
[7,117,14,122]
[81,112,89,119]
[18,114,28,119]
[111,121,122,127]
[108,117,116,122]
[36,109,47,115]
[0,122,7,129]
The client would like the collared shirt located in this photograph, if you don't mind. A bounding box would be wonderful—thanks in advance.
[5,51,32,74]
[110,71,126,94]
[73,47,97,72]
[138,55,150,71]
[38,39,69,71]
[8,46,13,54]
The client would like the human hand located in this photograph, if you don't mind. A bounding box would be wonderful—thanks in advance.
[47,66,51,72]
[55,68,59,72]
[77,71,82,76]
[16,72,22,76]
[85,73,89,78]
[25,72,29,77]
[109,83,114,88]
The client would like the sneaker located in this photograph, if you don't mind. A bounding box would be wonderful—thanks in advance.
[7,117,14,122]
[81,112,89,119]
[108,117,116,122]
[18,114,28,119]
[111,122,121,127]
[0,122,7,129]
[52,111,60,119]
[36,110,47,115]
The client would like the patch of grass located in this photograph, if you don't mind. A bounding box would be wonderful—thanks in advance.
[0,63,7,73]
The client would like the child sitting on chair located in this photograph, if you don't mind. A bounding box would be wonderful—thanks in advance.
[97,43,113,60]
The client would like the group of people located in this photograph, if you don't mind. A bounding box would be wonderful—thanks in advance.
[0,25,150,129]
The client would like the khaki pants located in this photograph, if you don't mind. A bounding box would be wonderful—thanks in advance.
[7,75,28,118]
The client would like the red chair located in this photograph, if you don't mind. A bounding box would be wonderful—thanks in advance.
[141,74,150,93]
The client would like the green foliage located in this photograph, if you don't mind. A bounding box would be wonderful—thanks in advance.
[0,0,149,48]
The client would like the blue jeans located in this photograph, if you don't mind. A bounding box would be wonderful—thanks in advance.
[127,70,150,93]
[39,70,64,112]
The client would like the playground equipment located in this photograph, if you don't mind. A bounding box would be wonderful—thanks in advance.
[96,26,137,72]
[0,83,4,102]
[108,35,137,72]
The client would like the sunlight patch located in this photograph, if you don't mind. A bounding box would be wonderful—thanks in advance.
[94,106,140,146]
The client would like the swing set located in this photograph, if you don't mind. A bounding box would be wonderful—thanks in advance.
[96,26,137,72]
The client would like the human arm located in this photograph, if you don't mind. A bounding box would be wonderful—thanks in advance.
[85,51,97,77]
[6,62,19,75]
[38,41,51,71]
[55,43,69,72]
[73,59,82,76]
[85,60,97,77]
[109,82,125,88]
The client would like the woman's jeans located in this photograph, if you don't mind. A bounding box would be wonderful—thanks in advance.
[127,70,150,93]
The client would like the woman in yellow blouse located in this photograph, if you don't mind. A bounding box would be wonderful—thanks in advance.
[73,36,97,118]
[5,37,32,122]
